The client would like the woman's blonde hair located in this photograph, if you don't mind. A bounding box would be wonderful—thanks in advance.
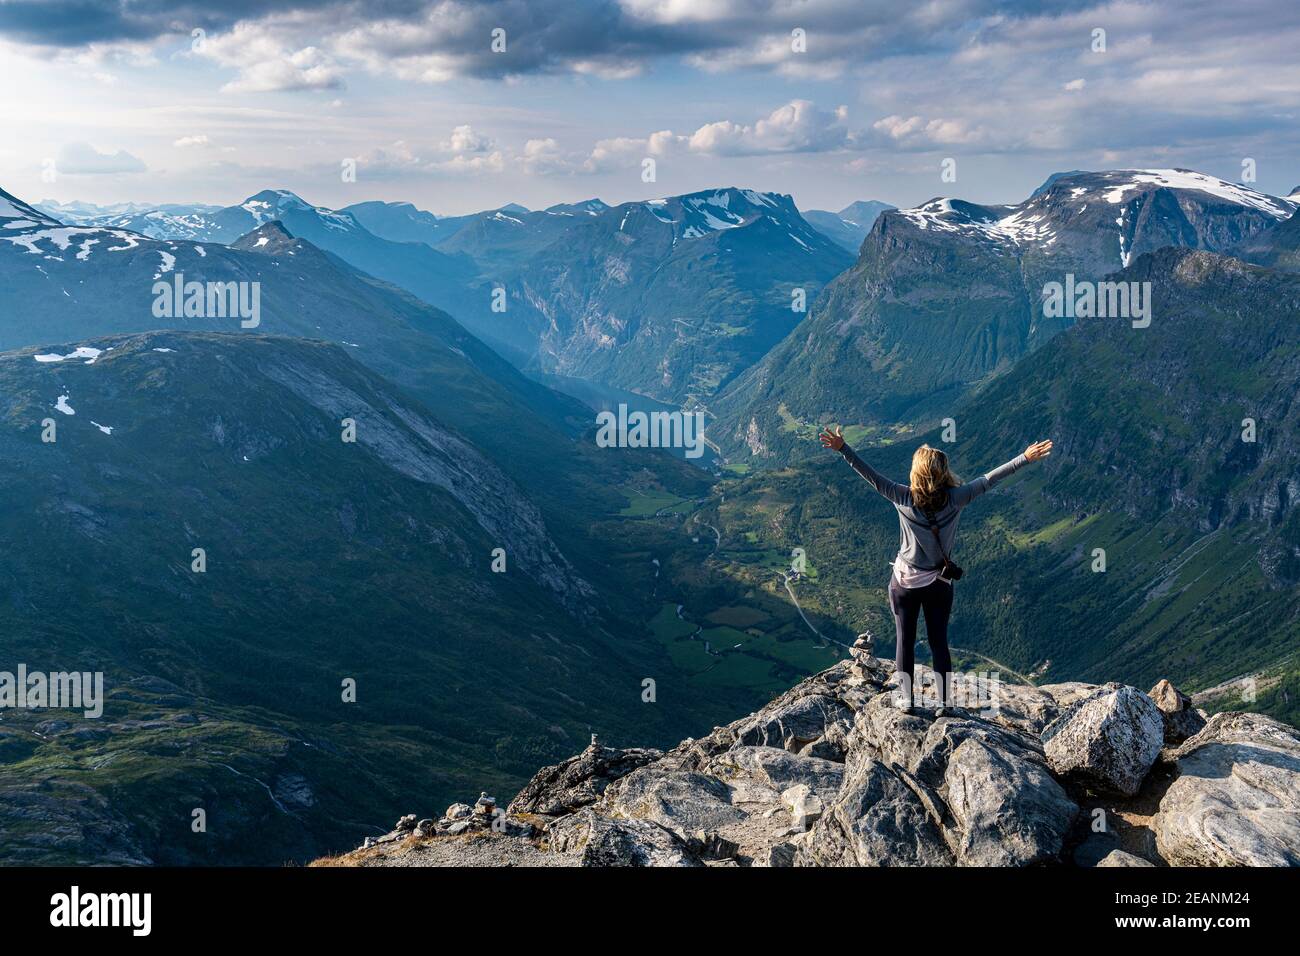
[910,444,960,512]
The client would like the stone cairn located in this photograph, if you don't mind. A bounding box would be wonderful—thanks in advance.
[360,790,532,848]
[848,630,874,680]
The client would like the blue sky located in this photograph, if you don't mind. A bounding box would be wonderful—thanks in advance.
[2,0,1298,215]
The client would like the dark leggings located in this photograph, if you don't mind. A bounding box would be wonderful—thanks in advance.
[888,577,954,705]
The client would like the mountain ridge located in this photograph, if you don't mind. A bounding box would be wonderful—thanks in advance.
[318,656,1300,867]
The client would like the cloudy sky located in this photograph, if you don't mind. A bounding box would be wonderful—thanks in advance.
[2,0,1297,215]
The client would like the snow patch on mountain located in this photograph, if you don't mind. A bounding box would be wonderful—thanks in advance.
[35,346,102,364]
[1100,169,1293,218]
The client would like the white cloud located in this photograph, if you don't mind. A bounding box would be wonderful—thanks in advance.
[56,141,147,174]
[687,100,851,155]
[195,23,344,94]
[441,125,494,153]
[173,135,211,148]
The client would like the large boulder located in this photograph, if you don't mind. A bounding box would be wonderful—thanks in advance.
[1041,684,1164,796]
[1154,712,1300,866]
[601,768,746,836]
[548,811,702,867]
[507,744,661,817]
[733,693,853,753]
[797,753,953,866]
[1147,679,1207,745]
[942,737,1078,866]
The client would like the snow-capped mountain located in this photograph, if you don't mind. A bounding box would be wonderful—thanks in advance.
[892,169,1294,268]
[712,168,1298,462]
[543,198,610,217]
[0,184,578,444]
[446,186,854,405]
[35,198,225,240]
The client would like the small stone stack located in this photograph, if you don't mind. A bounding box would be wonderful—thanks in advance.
[848,630,874,680]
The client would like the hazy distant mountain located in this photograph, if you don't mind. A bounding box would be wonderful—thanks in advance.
[47,189,484,323]
[803,200,895,252]
[1234,209,1300,273]
[713,169,1297,463]
[0,190,549,430]
[340,199,467,246]
[449,187,854,406]
[35,198,225,240]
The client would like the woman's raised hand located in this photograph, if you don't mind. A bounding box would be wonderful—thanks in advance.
[1024,439,1053,462]
[819,425,846,451]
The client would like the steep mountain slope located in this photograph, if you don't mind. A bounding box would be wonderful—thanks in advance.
[803,200,895,252]
[0,331,728,864]
[713,169,1297,464]
[447,188,854,407]
[1233,209,1300,273]
[704,248,1300,721]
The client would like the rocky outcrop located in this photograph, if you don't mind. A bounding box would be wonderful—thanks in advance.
[1148,679,1207,745]
[332,664,1299,867]
[1154,712,1300,866]
[507,741,662,817]
[1042,684,1165,796]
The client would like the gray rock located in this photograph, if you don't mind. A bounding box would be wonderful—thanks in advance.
[548,811,702,867]
[507,745,662,817]
[1154,712,1300,866]
[602,768,746,835]
[780,783,826,828]
[1042,684,1164,796]
[395,814,417,832]
[734,694,853,753]
[443,802,472,821]
[1097,849,1155,867]
[1148,679,1207,745]
[798,753,953,866]
[685,830,740,861]
[711,746,845,799]
[942,737,1077,865]
[446,820,471,835]
[753,842,797,867]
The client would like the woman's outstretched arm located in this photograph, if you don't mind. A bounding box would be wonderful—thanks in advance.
[951,439,1053,507]
[819,426,912,506]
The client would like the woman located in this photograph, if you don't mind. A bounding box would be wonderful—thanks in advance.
[818,426,1052,715]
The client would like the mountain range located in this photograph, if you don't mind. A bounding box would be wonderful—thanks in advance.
[710,169,1298,463]
[5,165,1300,865]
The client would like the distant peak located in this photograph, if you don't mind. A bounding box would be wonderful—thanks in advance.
[231,219,297,252]
[245,188,307,205]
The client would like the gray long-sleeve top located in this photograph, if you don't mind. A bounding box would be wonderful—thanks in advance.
[839,444,1029,572]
